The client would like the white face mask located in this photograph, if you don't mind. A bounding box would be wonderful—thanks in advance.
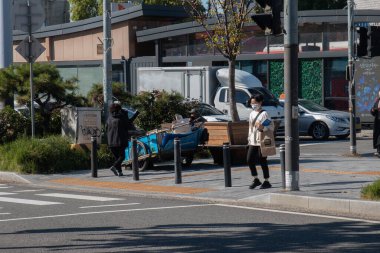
[251,104,259,110]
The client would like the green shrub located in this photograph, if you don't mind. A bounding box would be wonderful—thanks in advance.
[129,90,192,131]
[97,144,114,169]
[361,179,380,200]
[0,106,29,144]
[0,136,89,174]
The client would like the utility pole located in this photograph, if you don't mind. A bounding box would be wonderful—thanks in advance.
[284,0,299,191]
[28,0,35,138]
[347,0,357,155]
[0,0,12,69]
[103,0,113,121]
[0,0,13,109]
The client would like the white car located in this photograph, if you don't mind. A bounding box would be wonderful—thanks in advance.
[279,99,361,140]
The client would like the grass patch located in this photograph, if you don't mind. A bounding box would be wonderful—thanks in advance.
[0,136,89,174]
[361,179,380,200]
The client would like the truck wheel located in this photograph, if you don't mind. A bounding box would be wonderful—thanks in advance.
[310,122,329,140]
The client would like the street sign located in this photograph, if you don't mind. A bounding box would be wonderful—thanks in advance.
[15,35,45,62]
[13,0,45,33]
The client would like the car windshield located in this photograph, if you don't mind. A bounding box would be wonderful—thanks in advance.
[248,87,279,106]
[299,100,329,112]
[198,104,224,116]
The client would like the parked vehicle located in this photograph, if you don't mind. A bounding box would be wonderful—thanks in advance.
[191,103,231,122]
[122,118,207,171]
[136,66,284,127]
[279,99,361,140]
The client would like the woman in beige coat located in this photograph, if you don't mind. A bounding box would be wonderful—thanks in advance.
[247,94,274,189]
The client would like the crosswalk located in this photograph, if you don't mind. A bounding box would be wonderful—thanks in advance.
[0,184,135,215]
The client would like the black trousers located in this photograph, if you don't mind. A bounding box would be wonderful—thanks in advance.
[110,146,126,172]
[246,145,270,179]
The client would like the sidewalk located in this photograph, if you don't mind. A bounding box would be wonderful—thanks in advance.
[1,132,380,220]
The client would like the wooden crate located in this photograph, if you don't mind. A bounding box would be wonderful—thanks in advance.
[204,121,249,146]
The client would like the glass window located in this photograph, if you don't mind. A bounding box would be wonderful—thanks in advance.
[188,32,213,56]
[324,58,349,111]
[299,24,322,52]
[235,90,250,104]
[162,36,187,57]
[219,88,227,102]
[241,26,268,54]
[324,24,348,51]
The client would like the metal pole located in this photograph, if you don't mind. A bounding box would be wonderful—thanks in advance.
[284,0,299,191]
[121,57,127,92]
[0,0,12,69]
[223,142,232,187]
[174,138,182,184]
[131,137,139,181]
[103,0,113,121]
[280,144,286,189]
[91,136,98,178]
[347,0,357,155]
[28,0,35,138]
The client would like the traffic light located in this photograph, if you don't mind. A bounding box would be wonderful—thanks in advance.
[356,26,380,58]
[367,26,380,57]
[251,0,283,36]
[355,27,368,57]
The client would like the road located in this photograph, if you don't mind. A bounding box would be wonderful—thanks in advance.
[0,183,380,252]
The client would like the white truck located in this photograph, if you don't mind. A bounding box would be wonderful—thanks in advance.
[136,66,284,128]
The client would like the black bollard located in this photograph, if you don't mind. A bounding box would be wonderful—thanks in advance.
[91,136,98,178]
[280,144,285,189]
[223,142,232,187]
[131,137,139,181]
[174,138,182,184]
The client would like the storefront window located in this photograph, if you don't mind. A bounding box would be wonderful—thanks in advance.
[162,35,187,56]
[324,58,348,111]
[324,24,348,51]
[241,27,268,54]
[189,32,213,56]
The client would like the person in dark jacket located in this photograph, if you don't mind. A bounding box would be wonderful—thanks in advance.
[371,92,380,156]
[106,103,129,176]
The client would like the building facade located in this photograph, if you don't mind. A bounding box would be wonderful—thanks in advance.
[11,6,380,122]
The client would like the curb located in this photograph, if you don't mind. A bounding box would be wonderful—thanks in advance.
[242,193,380,219]
[0,172,32,184]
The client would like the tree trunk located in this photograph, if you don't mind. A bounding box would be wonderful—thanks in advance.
[228,59,240,122]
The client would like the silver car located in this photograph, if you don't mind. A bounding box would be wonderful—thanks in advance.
[280,99,360,140]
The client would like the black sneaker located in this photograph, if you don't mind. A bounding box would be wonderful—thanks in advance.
[110,167,118,176]
[249,178,262,189]
[260,181,272,189]
[118,171,124,177]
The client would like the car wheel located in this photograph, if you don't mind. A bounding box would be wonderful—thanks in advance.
[310,122,329,140]
[336,134,349,140]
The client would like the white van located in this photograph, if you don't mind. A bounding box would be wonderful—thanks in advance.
[214,68,284,130]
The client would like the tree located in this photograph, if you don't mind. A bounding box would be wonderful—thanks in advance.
[68,0,99,21]
[87,82,132,107]
[183,0,255,122]
[0,63,86,135]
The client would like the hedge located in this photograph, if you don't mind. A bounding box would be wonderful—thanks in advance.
[0,136,89,174]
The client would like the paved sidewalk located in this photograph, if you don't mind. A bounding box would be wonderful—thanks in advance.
[1,132,380,219]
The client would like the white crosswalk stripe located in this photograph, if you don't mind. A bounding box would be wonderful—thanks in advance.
[0,192,17,196]
[36,193,124,202]
[13,189,44,193]
[0,196,63,205]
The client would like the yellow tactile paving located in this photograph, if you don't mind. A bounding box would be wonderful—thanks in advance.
[49,178,212,194]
